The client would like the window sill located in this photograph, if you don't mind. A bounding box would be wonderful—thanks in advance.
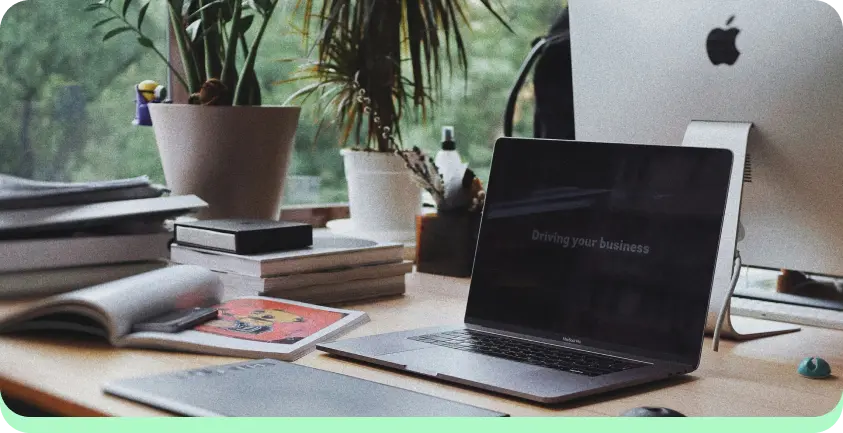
[280,203,349,228]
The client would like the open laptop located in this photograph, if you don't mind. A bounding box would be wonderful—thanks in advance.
[318,138,733,404]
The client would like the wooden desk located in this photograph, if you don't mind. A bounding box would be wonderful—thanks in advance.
[0,272,840,417]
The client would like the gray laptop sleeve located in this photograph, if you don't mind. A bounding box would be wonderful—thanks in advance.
[103,359,507,417]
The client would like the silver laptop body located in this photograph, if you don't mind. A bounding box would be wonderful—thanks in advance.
[319,138,733,404]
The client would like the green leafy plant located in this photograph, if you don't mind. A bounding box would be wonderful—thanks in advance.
[284,0,511,152]
[86,0,283,106]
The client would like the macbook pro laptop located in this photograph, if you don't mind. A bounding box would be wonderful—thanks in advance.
[318,138,733,404]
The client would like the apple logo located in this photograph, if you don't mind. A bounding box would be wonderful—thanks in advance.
[707,16,741,66]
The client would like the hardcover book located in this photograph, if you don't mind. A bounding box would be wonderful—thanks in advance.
[170,232,404,278]
[174,220,313,254]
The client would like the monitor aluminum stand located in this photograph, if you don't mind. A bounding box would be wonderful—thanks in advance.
[681,121,800,349]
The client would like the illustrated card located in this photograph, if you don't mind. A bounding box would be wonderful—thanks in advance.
[194,298,348,344]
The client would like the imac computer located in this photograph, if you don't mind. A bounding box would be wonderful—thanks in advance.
[568,0,843,330]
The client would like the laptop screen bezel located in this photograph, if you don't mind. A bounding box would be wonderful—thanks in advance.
[463,137,731,367]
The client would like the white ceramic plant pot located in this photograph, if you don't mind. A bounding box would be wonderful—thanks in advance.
[341,149,423,242]
[149,104,301,220]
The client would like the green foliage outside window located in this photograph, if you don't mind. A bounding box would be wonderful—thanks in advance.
[0,0,563,204]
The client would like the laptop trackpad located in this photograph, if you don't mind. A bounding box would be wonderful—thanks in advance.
[379,347,545,381]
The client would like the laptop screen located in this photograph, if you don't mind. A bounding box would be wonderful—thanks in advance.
[465,139,732,365]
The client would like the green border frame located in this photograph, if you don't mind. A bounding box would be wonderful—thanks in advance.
[1,395,841,433]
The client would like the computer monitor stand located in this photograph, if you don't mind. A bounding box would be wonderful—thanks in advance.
[680,121,800,350]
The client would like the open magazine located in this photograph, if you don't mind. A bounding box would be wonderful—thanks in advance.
[0,266,369,361]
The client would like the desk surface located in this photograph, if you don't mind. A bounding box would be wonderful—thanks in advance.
[0,272,840,417]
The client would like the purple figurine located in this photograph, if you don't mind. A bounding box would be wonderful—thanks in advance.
[133,80,167,126]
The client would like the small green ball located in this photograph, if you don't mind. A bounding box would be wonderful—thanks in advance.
[797,357,832,379]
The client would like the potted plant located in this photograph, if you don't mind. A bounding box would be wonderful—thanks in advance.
[86,0,301,220]
[285,0,509,242]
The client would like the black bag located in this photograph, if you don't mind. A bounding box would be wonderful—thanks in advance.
[503,9,574,140]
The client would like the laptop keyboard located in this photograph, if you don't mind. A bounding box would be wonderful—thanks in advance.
[409,329,645,377]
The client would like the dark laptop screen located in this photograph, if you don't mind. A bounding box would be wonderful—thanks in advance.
[465,139,732,365]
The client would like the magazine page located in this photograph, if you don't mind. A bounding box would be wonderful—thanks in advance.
[120,297,369,361]
[0,304,112,338]
[0,266,223,343]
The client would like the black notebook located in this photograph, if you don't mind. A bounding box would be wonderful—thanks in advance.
[174,220,313,254]
[103,359,507,417]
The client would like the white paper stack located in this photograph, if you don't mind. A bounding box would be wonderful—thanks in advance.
[171,230,412,305]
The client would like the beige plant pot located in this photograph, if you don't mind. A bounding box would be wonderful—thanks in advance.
[149,104,301,220]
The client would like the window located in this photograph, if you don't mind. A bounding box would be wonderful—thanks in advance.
[277,1,566,203]
[0,1,563,206]
[0,1,167,183]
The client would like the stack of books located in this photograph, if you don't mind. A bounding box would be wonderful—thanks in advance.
[170,230,413,305]
[0,175,206,299]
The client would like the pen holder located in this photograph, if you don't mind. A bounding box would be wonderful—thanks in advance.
[416,211,481,278]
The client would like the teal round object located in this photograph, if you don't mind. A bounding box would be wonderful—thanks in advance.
[797,357,832,379]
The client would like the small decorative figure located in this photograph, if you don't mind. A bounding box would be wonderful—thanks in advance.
[133,80,168,126]
[797,357,832,379]
[189,78,232,106]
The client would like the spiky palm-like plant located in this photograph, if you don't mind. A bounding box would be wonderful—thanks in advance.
[286,0,511,152]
